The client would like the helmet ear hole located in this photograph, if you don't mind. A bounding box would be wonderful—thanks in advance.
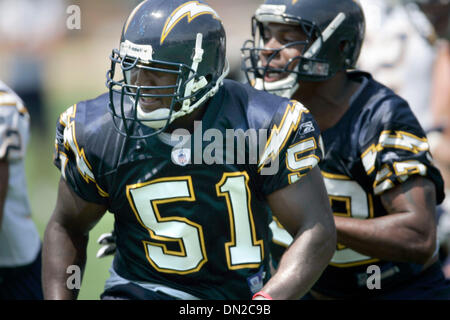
[204,74,213,85]
[339,40,353,68]
[339,40,350,54]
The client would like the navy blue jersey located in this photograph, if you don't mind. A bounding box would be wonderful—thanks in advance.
[314,71,445,298]
[271,71,446,298]
[53,79,323,300]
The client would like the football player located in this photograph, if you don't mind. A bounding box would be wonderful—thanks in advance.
[0,80,43,299]
[241,0,450,299]
[43,0,336,300]
[359,0,450,279]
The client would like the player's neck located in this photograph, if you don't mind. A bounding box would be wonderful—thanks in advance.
[165,101,209,134]
[292,72,360,131]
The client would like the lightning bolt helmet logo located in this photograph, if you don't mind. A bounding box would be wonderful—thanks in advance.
[161,1,221,45]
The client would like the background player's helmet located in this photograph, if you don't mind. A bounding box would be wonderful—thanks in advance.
[241,0,365,97]
[402,0,450,40]
[107,0,228,138]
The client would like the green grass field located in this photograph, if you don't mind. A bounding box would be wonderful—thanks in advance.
[26,90,115,300]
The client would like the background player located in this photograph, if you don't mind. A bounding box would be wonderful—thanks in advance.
[358,0,450,278]
[0,79,43,300]
[241,0,450,299]
[43,0,336,300]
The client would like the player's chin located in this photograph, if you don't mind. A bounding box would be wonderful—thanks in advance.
[139,100,166,113]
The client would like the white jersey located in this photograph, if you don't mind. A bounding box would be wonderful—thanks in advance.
[358,0,437,131]
[0,80,40,267]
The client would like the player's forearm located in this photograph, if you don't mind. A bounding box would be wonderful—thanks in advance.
[42,219,88,300]
[260,222,336,300]
[335,215,436,264]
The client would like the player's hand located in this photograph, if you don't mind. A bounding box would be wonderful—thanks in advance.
[96,231,116,258]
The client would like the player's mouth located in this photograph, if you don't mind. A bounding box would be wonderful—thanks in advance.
[263,70,286,82]
[264,73,279,82]
[139,97,165,112]
[259,62,286,82]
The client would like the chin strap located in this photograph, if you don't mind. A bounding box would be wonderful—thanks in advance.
[182,33,206,110]
[304,12,346,59]
[174,57,229,120]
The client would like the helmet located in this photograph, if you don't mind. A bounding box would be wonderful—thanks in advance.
[107,0,229,138]
[241,0,365,98]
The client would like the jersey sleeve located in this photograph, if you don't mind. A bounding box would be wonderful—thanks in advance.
[359,100,445,204]
[54,103,109,205]
[257,100,323,195]
[0,91,29,162]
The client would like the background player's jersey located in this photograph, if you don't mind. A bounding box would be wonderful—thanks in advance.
[0,81,40,267]
[271,71,445,298]
[53,79,323,299]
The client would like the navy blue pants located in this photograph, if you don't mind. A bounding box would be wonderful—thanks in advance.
[304,262,450,300]
[373,262,450,300]
[0,248,43,300]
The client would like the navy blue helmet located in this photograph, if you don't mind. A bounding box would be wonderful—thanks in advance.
[107,0,228,138]
[241,0,365,97]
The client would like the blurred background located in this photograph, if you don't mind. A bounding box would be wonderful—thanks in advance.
[0,0,449,299]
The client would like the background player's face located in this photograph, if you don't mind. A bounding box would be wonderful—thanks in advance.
[259,22,307,82]
[129,63,178,112]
